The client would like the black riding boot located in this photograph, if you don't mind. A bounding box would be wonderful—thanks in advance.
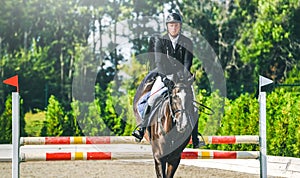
[192,109,201,148]
[132,105,151,142]
[191,111,206,148]
[192,121,200,148]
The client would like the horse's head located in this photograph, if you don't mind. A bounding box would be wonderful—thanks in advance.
[170,76,194,133]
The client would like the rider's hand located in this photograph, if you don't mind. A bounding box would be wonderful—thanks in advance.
[163,77,174,89]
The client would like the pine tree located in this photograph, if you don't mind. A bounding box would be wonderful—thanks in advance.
[41,95,64,136]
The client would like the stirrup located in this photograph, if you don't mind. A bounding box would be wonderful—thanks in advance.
[193,140,205,149]
[196,132,206,148]
[132,127,144,142]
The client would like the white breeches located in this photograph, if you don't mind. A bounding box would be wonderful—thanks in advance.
[148,75,172,106]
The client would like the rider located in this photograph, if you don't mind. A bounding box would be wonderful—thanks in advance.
[132,12,200,148]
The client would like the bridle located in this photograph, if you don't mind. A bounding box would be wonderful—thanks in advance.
[153,83,187,135]
[155,81,214,135]
[168,84,189,121]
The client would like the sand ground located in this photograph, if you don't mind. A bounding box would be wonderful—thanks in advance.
[0,160,262,178]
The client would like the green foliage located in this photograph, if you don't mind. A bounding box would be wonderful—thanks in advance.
[24,111,46,136]
[0,94,27,143]
[283,64,300,93]
[116,55,148,135]
[210,93,259,151]
[103,84,126,136]
[197,90,299,158]
[0,95,13,144]
[41,95,64,136]
[197,89,224,136]
[63,100,82,136]
[267,89,300,157]
[122,89,138,136]
[77,100,109,136]
[236,0,299,85]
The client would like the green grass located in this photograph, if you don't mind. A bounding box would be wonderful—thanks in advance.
[24,111,46,136]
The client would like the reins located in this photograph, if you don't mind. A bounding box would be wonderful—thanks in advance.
[192,100,215,115]
[168,84,215,116]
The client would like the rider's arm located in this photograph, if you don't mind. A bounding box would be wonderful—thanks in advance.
[183,38,193,73]
[154,38,164,72]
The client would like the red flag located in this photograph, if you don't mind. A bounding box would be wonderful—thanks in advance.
[3,75,19,92]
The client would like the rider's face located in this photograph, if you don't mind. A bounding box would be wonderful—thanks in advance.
[167,22,181,37]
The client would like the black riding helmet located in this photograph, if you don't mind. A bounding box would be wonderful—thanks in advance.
[166,13,182,25]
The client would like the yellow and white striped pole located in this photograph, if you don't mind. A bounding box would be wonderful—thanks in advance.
[20,150,259,161]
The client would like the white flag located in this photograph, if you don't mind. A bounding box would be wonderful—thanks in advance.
[259,75,273,87]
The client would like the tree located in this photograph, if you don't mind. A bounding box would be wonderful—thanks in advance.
[77,99,109,136]
[236,0,300,94]
[0,94,27,143]
[0,95,13,143]
[63,100,83,136]
[41,95,64,136]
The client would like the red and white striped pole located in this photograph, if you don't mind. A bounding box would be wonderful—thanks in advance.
[20,152,152,161]
[20,150,259,161]
[20,135,259,145]
[181,150,259,159]
[192,135,259,145]
[20,136,149,145]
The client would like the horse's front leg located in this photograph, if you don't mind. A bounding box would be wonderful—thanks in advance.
[154,156,166,178]
[166,157,180,178]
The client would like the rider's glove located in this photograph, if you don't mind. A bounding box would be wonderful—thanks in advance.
[162,77,174,89]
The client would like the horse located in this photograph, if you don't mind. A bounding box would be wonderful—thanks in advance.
[133,73,196,178]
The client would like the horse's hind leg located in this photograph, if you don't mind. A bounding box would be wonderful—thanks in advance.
[166,158,180,178]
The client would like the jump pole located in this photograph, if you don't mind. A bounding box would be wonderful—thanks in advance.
[20,135,259,145]
[259,75,273,178]
[3,75,20,178]
[20,150,259,161]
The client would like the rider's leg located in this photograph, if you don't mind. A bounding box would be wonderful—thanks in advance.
[132,76,167,141]
[192,119,200,148]
[191,86,200,148]
[131,104,151,141]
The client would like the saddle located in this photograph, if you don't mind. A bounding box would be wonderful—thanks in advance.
[135,72,170,125]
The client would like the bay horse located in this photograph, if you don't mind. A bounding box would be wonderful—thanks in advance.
[133,72,197,178]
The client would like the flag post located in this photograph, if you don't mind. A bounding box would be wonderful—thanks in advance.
[259,75,273,178]
[3,75,20,178]
[12,92,20,178]
[259,91,267,178]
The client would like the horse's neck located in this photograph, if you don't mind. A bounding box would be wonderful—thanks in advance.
[162,99,173,132]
